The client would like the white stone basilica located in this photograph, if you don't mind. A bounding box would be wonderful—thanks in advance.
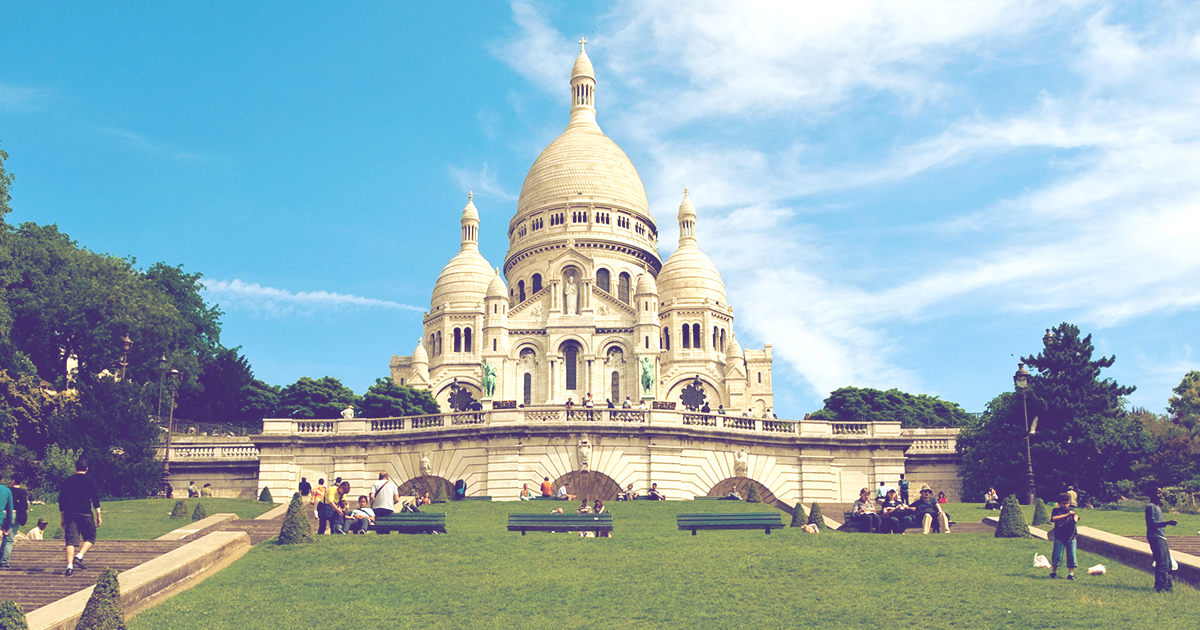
[391,42,774,414]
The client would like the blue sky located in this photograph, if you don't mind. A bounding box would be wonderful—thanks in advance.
[4,1,1198,418]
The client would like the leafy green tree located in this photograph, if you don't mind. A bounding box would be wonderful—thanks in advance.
[239,378,280,427]
[809,386,972,428]
[0,598,28,630]
[957,323,1150,503]
[49,375,162,498]
[278,376,358,419]
[1167,370,1200,437]
[0,369,52,452]
[358,377,439,418]
[176,346,254,428]
[1133,408,1199,489]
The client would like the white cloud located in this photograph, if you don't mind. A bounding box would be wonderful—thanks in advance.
[202,279,422,316]
[449,163,518,201]
[0,82,43,113]
[98,127,209,163]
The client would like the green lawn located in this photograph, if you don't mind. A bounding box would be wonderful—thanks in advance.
[128,500,1197,630]
[951,502,1200,537]
[24,498,275,540]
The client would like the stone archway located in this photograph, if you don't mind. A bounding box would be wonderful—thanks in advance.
[707,476,779,506]
[399,474,453,500]
[553,470,622,502]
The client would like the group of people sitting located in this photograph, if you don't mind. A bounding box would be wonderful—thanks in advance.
[310,472,432,534]
[849,487,951,534]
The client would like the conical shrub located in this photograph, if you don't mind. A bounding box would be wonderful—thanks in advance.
[278,493,314,545]
[790,502,806,527]
[746,484,761,503]
[0,600,28,630]
[191,503,207,521]
[75,568,125,630]
[432,482,448,504]
[807,502,826,531]
[994,494,1031,538]
[1031,498,1050,526]
[169,500,188,519]
[258,486,273,502]
[52,527,64,540]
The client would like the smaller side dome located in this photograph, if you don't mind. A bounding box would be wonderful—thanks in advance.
[572,37,595,80]
[486,268,506,298]
[725,333,744,361]
[413,338,429,364]
[431,193,494,309]
[659,188,727,305]
[635,270,657,295]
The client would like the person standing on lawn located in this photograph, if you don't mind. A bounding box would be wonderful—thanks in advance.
[1146,487,1178,593]
[369,472,399,518]
[1049,492,1079,580]
[898,474,910,504]
[59,457,101,576]
[0,472,14,568]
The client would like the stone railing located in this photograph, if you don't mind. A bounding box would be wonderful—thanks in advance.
[166,443,259,460]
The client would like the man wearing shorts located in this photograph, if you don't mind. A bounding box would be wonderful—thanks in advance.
[59,457,102,576]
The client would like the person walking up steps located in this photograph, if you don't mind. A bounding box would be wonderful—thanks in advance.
[59,457,102,576]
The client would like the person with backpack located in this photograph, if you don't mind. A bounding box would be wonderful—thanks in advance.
[899,474,910,504]
[0,472,14,568]
[9,473,29,532]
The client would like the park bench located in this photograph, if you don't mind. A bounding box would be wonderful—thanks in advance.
[676,512,783,535]
[507,512,614,536]
[840,509,954,533]
[372,513,447,534]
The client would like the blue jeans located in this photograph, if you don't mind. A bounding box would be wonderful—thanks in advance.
[1149,537,1172,592]
[1051,537,1076,570]
[0,529,12,566]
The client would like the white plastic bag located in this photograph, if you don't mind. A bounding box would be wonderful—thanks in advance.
[1087,564,1106,575]
[1033,553,1051,568]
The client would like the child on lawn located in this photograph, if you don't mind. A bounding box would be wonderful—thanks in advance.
[1049,492,1080,580]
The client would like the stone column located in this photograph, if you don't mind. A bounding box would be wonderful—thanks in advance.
[797,448,836,504]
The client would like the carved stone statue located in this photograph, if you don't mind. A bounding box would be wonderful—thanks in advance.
[481,360,497,398]
[640,357,654,395]
[578,439,592,471]
[733,449,748,478]
[564,276,578,315]
[419,451,432,477]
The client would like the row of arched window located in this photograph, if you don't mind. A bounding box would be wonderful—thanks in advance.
[661,324,727,352]
[509,269,636,305]
[428,327,474,356]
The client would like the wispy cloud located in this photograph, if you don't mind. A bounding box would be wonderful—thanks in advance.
[449,163,518,201]
[202,279,423,316]
[98,127,209,163]
[0,82,44,113]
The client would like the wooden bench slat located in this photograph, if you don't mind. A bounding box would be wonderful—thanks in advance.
[507,513,614,535]
[676,512,783,535]
[372,513,447,534]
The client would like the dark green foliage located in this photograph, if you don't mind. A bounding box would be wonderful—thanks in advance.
[278,376,358,419]
[994,494,1030,538]
[359,377,439,418]
[175,347,253,430]
[1031,499,1050,526]
[790,502,806,527]
[808,386,972,428]
[38,444,79,495]
[239,379,280,429]
[191,503,207,520]
[169,500,188,519]
[75,568,125,630]
[51,527,64,539]
[806,502,826,531]
[277,493,314,545]
[958,323,1150,502]
[258,486,272,503]
[0,599,27,630]
[745,484,761,503]
[432,482,448,504]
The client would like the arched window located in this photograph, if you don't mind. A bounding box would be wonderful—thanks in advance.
[662,326,670,350]
[564,342,579,391]
[532,274,542,293]
[692,324,702,349]
[453,328,462,353]
[596,268,610,293]
[757,372,762,384]
[518,280,526,302]
[682,324,690,349]
[713,326,718,349]
[436,331,443,355]
[618,273,631,304]
[429,333,435,355]
[492,339,497,351]
[720,329,726,352]
[611,371,620,403]
[464,328,472,353]
[523,373,532,406]
[645,335,650,349]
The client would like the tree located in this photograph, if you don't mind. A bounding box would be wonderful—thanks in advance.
[1031,499,1050,526]
[175,346,254,428]
[957,323,1150,503]
[75,568,125,630]
[1132,408,1199,489]
[808,386,972,428]
[1167,370,1200,437]
[277,493,314,545]
[239,378,280,428]
[806,502,826,531]
[994,494,1030,538]
[0,369,52,452]
[278,376,358,419]
[0,599,28,630]
[358,377,439,418]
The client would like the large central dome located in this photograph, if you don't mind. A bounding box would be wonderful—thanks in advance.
[512,41,652,227]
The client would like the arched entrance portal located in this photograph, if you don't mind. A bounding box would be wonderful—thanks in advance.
[707,477,780,507]
[553,470,622,502]
[400,475,453,501]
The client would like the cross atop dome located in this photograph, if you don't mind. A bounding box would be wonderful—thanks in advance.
[579,36,587,51]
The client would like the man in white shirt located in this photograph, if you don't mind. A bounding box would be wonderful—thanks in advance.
[369,472,399,518]
[347,496,375,534]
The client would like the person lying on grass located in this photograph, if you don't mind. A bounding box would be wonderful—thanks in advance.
[347,496,375,534]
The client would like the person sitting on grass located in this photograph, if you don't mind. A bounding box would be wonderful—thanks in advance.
[851,488,883,533]
[540,477,554,497]
[347,496,375,534]
[593,500,605,514]
[25,518,49,541]
[983,488,1001,511]
[577,498,593,514]
[911,488,950,534]
[519,483,535,500]
[879,489,916,534]
[617,483,638,501]
[937,491,947,504]
[1049,492,1080,580]
[647,483,666,500]
[557,483,577,501]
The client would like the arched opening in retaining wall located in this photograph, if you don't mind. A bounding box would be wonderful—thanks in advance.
[706,477,793,515]
[553,470,622,502]
[399,475,453,500]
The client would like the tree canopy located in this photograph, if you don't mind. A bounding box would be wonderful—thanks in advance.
[278,376,359,419]
[808,386,972,428]
[358,377,439,418]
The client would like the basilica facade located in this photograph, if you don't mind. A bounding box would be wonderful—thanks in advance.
[390,43,774,415]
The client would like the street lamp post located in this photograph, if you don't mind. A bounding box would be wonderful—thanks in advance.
[1014,363,1037,505]
[156,355,168,418]
[163,369,181,483]
[119,335,133,381]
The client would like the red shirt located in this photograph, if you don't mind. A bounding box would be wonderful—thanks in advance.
[540,481,553,496]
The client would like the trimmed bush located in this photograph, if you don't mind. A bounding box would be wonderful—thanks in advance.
[169,500,188,519]
[790,502,806,527]
[278,493,314,545]
[0,599,28,630]
[52,527,64,540]
[258,487,273,503]
[432,482,448,504]
[994,494,1031,538]
[807,502,826,531]
[191,503,207,521]
[745,484,761,503]
[1031,498,1050,526]
[75,568,125,630]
